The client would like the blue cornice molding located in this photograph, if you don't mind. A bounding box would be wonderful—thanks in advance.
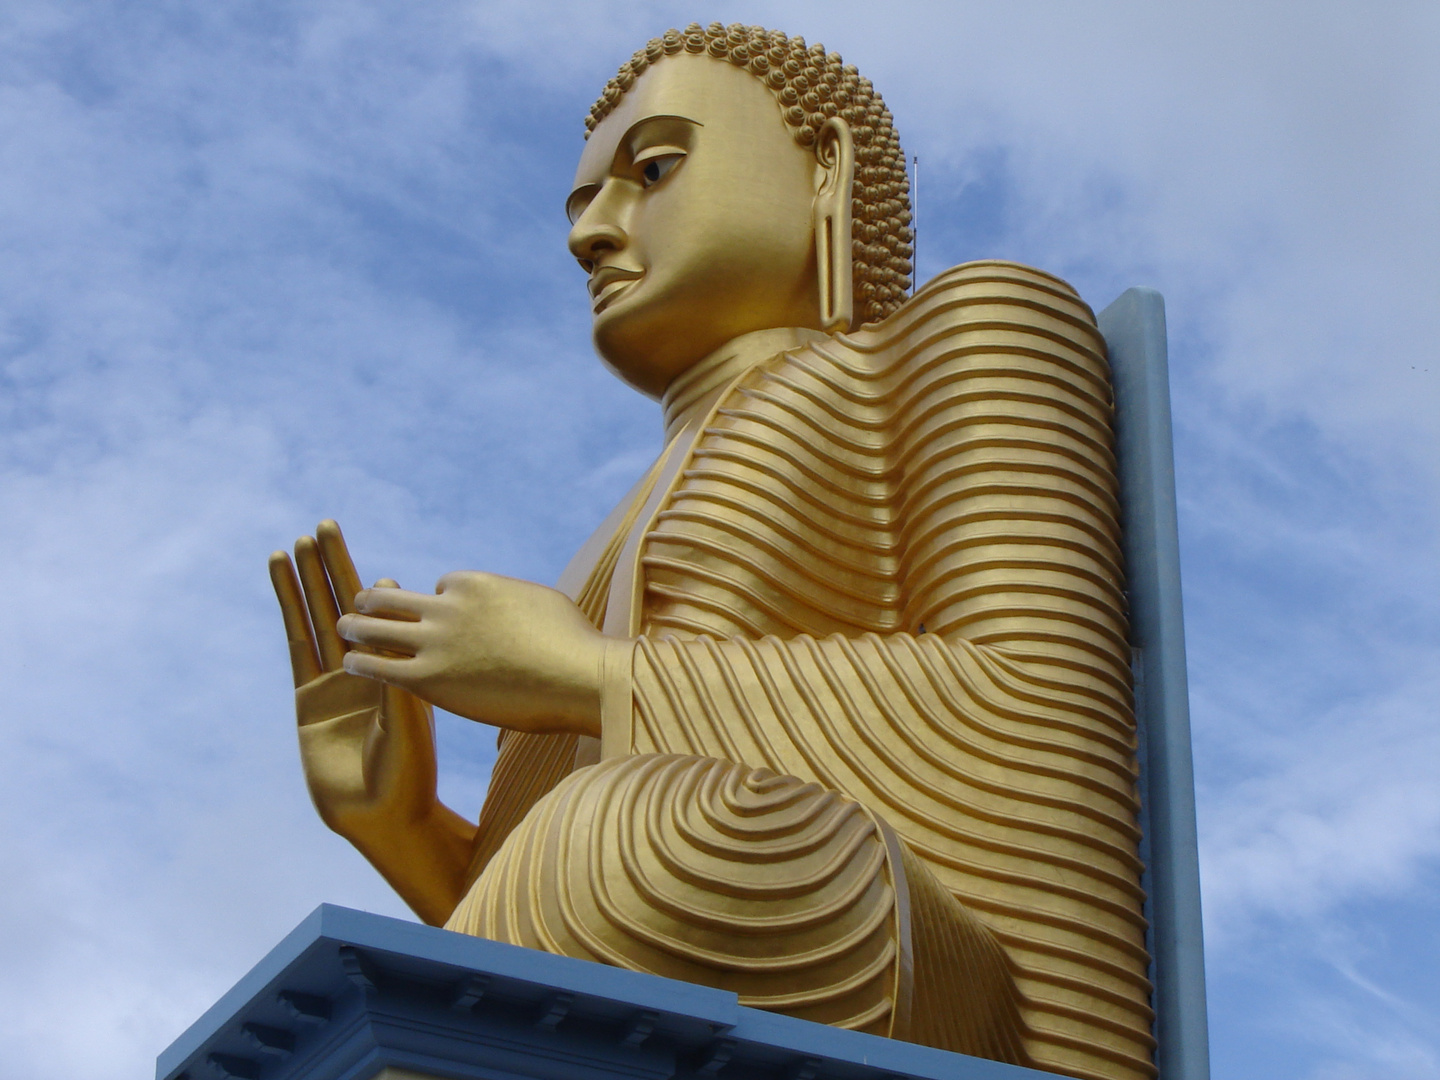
[157,904,1053,1080]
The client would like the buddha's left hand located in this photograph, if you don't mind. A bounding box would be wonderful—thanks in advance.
[336,571,606,738]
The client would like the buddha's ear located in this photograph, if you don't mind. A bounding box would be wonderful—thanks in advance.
[813,117,856,334]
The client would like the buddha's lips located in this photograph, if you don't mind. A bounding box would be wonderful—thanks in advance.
[589,267,643,314]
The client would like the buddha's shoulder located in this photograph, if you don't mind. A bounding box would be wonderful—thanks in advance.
[806,261,1108,382]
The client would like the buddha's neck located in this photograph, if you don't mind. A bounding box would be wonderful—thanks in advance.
[661,326,827,440]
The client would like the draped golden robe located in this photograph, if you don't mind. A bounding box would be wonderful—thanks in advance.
[445,262,1155,1080]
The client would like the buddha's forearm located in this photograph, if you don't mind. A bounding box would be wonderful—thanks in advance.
[622,632,1137,799]
[347,802,477,926]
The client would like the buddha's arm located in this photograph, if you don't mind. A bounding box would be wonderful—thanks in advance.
[621,627,1138,853]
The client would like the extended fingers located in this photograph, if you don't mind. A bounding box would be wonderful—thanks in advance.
[354,585,430,620]
[268,551,321,687]
[316,519,364,614]
[342,648,414,686]
[337,611,425,655]
[295,535,347,671]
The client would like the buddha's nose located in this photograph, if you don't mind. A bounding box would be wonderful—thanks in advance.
[568,210,627,272]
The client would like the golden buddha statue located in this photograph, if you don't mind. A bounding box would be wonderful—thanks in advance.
[269,23,1154,1080]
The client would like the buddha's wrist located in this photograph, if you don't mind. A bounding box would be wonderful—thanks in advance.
[485,626,612,738]
[596,635,635,755]
[347,802,476,925]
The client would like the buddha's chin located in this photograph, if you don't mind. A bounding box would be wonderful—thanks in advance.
[591,301,709,400]
[592,337,681,401]
[590,278,818,399]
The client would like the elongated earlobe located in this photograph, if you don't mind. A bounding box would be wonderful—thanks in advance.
[813,118,856,334]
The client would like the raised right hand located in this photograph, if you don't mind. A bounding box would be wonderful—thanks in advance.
[269,521,474,924]
[269,520,438,836]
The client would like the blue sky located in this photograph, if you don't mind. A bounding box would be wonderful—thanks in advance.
[2,3,1438,1077]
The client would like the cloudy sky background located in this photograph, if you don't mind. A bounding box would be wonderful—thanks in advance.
[2,2,1438,1077]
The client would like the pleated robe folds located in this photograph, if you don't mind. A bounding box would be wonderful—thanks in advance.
[444,262,1157,1080]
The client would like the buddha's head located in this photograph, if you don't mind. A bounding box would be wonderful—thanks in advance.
[568,24,912,398]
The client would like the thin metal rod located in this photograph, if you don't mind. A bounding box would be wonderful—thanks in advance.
[911,155,919,295]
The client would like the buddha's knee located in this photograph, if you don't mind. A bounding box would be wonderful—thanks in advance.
[446,753,906,1033]
[447,753,1027,1059]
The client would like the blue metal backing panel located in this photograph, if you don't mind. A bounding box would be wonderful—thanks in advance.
[1099,288,1211,1080]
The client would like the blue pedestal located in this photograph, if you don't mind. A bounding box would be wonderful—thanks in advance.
[157,905,1056,1080]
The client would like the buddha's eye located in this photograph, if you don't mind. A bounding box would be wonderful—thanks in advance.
[640,154,682,187]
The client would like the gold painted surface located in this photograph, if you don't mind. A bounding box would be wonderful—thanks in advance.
[271,23,1153,1080]
[622,262,1153,1079]
[450,754,908,1035]
[455,263,1153,1080]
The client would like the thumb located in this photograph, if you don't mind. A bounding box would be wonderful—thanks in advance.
[379,683,435,751]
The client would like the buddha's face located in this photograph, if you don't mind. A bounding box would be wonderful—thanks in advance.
[568,55,825,398]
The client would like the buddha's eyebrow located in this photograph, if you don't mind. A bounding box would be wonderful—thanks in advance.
[616,114,702,162]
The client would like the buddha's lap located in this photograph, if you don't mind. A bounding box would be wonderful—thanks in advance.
[444,753,1029,1059]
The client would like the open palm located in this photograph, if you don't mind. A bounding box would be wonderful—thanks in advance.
[268,522,437,840]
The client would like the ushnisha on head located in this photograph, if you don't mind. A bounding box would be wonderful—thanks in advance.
[568,23,913,399]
